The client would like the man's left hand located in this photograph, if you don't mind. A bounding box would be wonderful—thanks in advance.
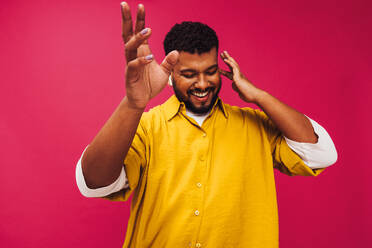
[219,51,264,104]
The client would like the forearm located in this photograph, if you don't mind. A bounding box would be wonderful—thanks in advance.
[82,96,145,189]
[219,51,317,143]
[255,91,318,143]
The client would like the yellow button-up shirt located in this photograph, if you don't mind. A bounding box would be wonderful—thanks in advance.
[105,95,326,248]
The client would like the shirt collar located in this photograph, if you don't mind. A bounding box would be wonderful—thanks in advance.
[163,95,229,121]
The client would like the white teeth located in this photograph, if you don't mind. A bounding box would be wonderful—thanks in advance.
[191,91,208,97]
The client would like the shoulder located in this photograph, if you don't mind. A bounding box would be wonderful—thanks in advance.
[221,100,266,122]
[140,105,162,127]
[138,100,171,133]
[220,100,277,133]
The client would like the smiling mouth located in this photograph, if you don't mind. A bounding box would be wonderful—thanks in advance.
[189,88,214,98]
[191,91,209,97]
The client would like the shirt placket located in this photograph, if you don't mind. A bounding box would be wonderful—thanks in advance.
[181,107,214,248]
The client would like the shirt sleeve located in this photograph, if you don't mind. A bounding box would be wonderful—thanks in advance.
[102,116,149,202]
[75,146,129,198]
[255,109,328,176]
[283,116,337,169]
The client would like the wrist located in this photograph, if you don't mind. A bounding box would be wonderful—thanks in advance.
[253,89,268,105]
[122,97,147,113]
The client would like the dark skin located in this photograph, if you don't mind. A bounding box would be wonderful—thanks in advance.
[81,2,179,188]
[171,47,221,114]
[218,50,318,143]
[170,47,318,143]
[82,2,317,189]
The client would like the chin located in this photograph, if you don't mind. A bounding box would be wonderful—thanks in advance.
[184,93,218,114]
[186,103,212,114]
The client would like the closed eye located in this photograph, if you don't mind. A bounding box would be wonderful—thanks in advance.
[205,69,218,76]
[182,73,197,79]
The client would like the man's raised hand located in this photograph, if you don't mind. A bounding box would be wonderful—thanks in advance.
[121,2,179,110]
[219,51,263,104]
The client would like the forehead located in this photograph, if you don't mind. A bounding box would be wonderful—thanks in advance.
[175,47,218,71]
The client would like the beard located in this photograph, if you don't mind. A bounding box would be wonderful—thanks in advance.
[172,77,222,114]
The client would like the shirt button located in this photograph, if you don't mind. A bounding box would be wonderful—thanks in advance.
[196,243,202,247]
[196,182,202,188]
[202,133,206,137]
[194,210,200,216]
[200,156,205,161]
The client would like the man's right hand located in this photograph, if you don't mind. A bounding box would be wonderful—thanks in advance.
[80,3,179,190]
[121,2,179,110]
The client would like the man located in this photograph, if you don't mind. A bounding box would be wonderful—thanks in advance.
[76,2,337,247]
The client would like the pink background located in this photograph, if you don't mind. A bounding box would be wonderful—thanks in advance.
[1,0,371,247]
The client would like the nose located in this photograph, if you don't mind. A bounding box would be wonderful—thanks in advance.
[195,74,209,90]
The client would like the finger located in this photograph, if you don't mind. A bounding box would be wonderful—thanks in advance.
[121,2,133,44]
[125,28,152,63]
[126,54,154,79]
[134,4,145,34]
[223,51,240,69]
[160,50,179,74]
[221,52,233,71]
[222,57,240,76]
[218,68,233,80]
[137,43,152,57]
[220,51,227,62]
[220,51,227,60]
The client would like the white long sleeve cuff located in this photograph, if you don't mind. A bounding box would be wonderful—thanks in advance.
[284,116,338,169]
[75,146,129,197]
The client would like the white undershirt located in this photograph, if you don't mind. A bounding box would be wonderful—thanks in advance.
[185,109,211,126]
[76,112,337,197]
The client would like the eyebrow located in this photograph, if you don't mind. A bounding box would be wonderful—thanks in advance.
[180,64,218,73]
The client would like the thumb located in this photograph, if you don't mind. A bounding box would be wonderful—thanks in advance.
[219,68,233,80]
[160,50,179,74]
[232,82,239,92]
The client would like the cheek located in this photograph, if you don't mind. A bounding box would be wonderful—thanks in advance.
[209,72,220,80]
[209,74,221,86]
[175,80,193,95]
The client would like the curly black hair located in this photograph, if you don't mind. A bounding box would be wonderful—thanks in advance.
[163,21,219,55]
